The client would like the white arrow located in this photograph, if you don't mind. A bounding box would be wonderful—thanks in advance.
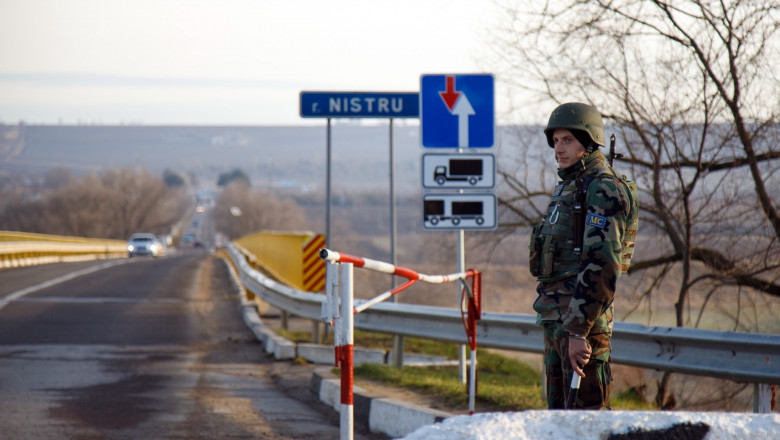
[452,94,475,148]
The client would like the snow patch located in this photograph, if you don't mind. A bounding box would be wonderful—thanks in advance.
[398,411,779,440]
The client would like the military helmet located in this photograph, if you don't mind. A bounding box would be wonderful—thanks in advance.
[544,102,605,148]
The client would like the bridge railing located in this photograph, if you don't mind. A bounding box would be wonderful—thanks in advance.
[226,243,779,412]
[0,231,127,268]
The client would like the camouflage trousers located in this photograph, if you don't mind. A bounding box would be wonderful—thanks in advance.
[542,322,612,410]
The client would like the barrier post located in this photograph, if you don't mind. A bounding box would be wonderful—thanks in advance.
[323,260,355,440]
[338,262,354,440]
[320,248,481,436]
[466,271,481,414]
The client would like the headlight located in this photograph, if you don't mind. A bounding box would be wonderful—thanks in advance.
[127,244,135,252]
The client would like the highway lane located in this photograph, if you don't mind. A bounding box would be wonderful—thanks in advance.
[0,252,383,439]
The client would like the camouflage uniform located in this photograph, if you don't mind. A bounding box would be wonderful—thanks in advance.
[530,147,639,410]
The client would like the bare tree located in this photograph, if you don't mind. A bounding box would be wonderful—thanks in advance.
[213,181,310,240]
[0,167,188,239]
[486,0,779,407]
[96,168,188,238]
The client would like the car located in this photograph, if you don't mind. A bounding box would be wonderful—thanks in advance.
[127,233,164,257]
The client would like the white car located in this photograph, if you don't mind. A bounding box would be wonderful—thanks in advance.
[127,233,164,257]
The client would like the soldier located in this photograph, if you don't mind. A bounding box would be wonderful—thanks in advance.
[529,102,639,409]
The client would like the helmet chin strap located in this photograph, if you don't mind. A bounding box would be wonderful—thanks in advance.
[577,145,599,172]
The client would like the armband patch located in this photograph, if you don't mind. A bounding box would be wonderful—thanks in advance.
[586,213,607,229]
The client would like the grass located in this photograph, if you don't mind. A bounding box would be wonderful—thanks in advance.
[613,386,657,410]
[275,328,655,411]
[355,349,546,411]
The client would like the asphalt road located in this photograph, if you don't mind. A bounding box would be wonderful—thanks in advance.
[0,251,384,439]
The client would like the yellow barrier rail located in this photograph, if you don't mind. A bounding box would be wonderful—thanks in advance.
[0,231,128,269]
[234,231,326,292]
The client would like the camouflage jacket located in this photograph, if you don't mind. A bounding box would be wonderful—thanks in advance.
[530,150,638,337]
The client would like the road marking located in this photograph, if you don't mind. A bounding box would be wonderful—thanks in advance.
[0,260,132,312]
[15,297,189,304]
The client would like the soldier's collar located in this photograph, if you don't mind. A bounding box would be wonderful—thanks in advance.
[557,150,605,180]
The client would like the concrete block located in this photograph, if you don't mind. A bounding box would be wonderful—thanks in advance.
[353,348,386,366]
[298,343,386,366]
[272,337,296,360]
[298,343,335,364]
[318,376,342,411]
[261,333,295,360]
[241,305,269,344]
[369,397,451,439]
[389,350,452,366]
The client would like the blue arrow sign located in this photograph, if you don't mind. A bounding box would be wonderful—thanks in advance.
[420,74,494,148]
[300,92,419,118]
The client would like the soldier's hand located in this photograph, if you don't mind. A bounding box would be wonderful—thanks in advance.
[568,336,591,378]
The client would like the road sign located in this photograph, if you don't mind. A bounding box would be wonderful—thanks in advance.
[422,194,497,230]
[300,92,419,118]
[420,74,494,148]
[421,153,495,189]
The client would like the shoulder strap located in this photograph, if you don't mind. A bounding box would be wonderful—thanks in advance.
[581,168,640,273]
[572,175,595,255]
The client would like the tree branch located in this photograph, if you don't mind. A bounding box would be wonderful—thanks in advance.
[631,248,780,297]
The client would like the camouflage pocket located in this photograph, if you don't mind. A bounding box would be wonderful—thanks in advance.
[529,223,543,276]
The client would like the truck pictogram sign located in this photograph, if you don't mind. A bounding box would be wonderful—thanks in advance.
[422,153,495,189]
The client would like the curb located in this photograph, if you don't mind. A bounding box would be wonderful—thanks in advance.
[240,302,297,360]
[311,366,452,439]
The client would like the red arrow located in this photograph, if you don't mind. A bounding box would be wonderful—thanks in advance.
[439,76,460,111]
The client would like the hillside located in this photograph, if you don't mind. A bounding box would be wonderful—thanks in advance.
[0,123,546,194]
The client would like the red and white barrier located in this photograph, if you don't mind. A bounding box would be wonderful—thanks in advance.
[320,248,482,440]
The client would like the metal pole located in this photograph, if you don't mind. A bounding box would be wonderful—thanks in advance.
[389,118,405,368]
[457,228,467,383]
[469,347,477,413]
[389,119,397,272]
[754,383,771,413]
[326,118,332,248]
[318,117,333,345]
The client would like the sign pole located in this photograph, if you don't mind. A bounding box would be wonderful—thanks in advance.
[389,118,405,368]
[326,118,332,248]
[390,118,397,274]
[314,117,334,344]
[457,210,467,383]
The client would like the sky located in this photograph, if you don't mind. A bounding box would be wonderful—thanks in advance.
[0,0,504,125]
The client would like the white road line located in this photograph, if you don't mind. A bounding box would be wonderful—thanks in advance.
[16,297,188,304]
[0,259,132,312]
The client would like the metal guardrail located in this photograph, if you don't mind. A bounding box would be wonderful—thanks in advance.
[234,231,326,292]
[227,244,780,386]
[0,231,127,269]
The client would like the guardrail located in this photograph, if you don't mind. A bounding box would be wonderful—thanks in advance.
[0,231,127,269]
[226,243,780,411]
[233,231,326,292]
